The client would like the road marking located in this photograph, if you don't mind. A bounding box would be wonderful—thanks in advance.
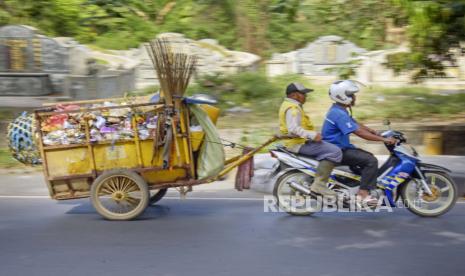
[0,195,264,201]
[0,195,464,203]
[164,197,264,201]
[0,195,49,199]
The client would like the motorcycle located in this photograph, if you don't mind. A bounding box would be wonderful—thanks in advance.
[270,121,458,217]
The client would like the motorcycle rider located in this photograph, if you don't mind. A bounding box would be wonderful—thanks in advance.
[322,80,396,205]
[279,82,342,197]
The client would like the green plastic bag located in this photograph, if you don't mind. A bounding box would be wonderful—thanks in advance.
[189,104,225,179]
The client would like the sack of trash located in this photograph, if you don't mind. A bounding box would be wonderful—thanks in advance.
[7,112,41,165]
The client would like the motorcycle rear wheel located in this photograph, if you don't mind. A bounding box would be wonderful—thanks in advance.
[401,172,457,217]
[273,171,319,216]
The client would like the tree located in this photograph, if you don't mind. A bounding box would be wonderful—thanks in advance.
[386,0,465,80]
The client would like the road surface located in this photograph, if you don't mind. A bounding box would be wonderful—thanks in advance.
[0,174,464,276]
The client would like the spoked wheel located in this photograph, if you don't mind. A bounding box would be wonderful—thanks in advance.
[149,188,168,205]
[401,172,458,217]
[273,171,319,216]
[91,169,150,220]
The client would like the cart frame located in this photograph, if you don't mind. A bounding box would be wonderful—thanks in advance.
[35,98,284,200]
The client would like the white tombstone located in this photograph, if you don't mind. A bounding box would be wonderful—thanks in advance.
[266,36,366,77]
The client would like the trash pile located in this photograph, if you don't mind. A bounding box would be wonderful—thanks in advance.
[41,102,158,146]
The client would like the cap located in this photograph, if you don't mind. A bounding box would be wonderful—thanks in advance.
[286,82,313,95]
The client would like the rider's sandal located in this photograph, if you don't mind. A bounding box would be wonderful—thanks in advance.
[355,195,379,209]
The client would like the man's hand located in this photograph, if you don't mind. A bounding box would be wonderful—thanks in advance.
[312,133,322,142]
[383,137,397,145]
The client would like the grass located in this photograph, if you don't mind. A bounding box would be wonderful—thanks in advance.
[126,85,159,97]
[0,110,15,121]
[219,80,465,126]
[95,58,110,65]
[356,86,465,121]
[84,44,113,54]
[0,148,21,168]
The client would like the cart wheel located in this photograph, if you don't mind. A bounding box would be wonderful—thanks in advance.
[149,188,168,205]
[91,169,149,220]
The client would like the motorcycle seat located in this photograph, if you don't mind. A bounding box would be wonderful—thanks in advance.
[277,146,357,174]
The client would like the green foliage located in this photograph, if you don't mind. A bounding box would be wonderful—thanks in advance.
[356,86,465,120]
[0,0,402,55]
[188,72,279,109]
[0,0,463,79]
[386,0,465,80]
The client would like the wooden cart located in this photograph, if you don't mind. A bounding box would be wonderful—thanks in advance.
[35,98,282,220]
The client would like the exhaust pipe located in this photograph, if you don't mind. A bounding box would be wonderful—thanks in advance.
[288,181,311,195]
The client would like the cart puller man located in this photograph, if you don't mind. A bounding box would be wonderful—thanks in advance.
[279,82,342,196]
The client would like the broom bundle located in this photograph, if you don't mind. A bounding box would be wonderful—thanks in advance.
[145,38,197,105]
[145,38,197,169]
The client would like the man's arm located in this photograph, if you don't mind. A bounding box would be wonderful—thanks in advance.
[354,127,396,144]
[358,122,378,135]
[285,108,320,141]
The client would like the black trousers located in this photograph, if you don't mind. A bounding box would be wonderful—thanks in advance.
[341,148,378,191]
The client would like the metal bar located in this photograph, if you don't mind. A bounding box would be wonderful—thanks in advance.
[213,136,281,180]
[148,179,205,190]
[48,173,94,181]
[183,105,196,178]
[42,139,133,151]
[84,119,97,177]
[47,165,189,182]
[132,116,144,167]
[36,103,164,116]
[171,116,182,164]
[34,110,54,198]
[42,96,130,107]
[224,155,242,165]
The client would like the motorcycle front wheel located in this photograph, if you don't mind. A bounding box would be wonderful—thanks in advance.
[401,171,458,217]
[273,171,319,216]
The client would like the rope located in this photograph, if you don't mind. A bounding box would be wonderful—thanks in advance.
[189,137,249,149]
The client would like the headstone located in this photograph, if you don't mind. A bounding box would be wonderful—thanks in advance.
[296,35,366,75]
[267,51,298,77]
[267,36,366,77]
[132,33,261,89]
[0,25,138,100]
[0,25,69,73]
[0,25,71,96]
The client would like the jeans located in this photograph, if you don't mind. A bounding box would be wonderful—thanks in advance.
[341,148,378,191]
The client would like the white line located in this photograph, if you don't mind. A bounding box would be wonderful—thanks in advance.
[0,195,464,203]
[0,195,50,199]
[0,195,264,201]
[164,197,263,201]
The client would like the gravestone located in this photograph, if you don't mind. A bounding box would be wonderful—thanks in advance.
[0,25,70,96]
[133,33,260,89]
[296,35,366,75]
[267,36,366,77]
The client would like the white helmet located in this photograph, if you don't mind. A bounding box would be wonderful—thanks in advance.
[329,80,360,105]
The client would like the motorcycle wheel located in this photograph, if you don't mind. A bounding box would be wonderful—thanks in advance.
[273,171,318,216]
[401,172,457,217]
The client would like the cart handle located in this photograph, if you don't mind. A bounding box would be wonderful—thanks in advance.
[207,134,295,182]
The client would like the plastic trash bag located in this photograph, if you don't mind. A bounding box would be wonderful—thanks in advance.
[188,104,225,179]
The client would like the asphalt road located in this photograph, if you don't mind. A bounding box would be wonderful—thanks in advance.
[1,195,465,276]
